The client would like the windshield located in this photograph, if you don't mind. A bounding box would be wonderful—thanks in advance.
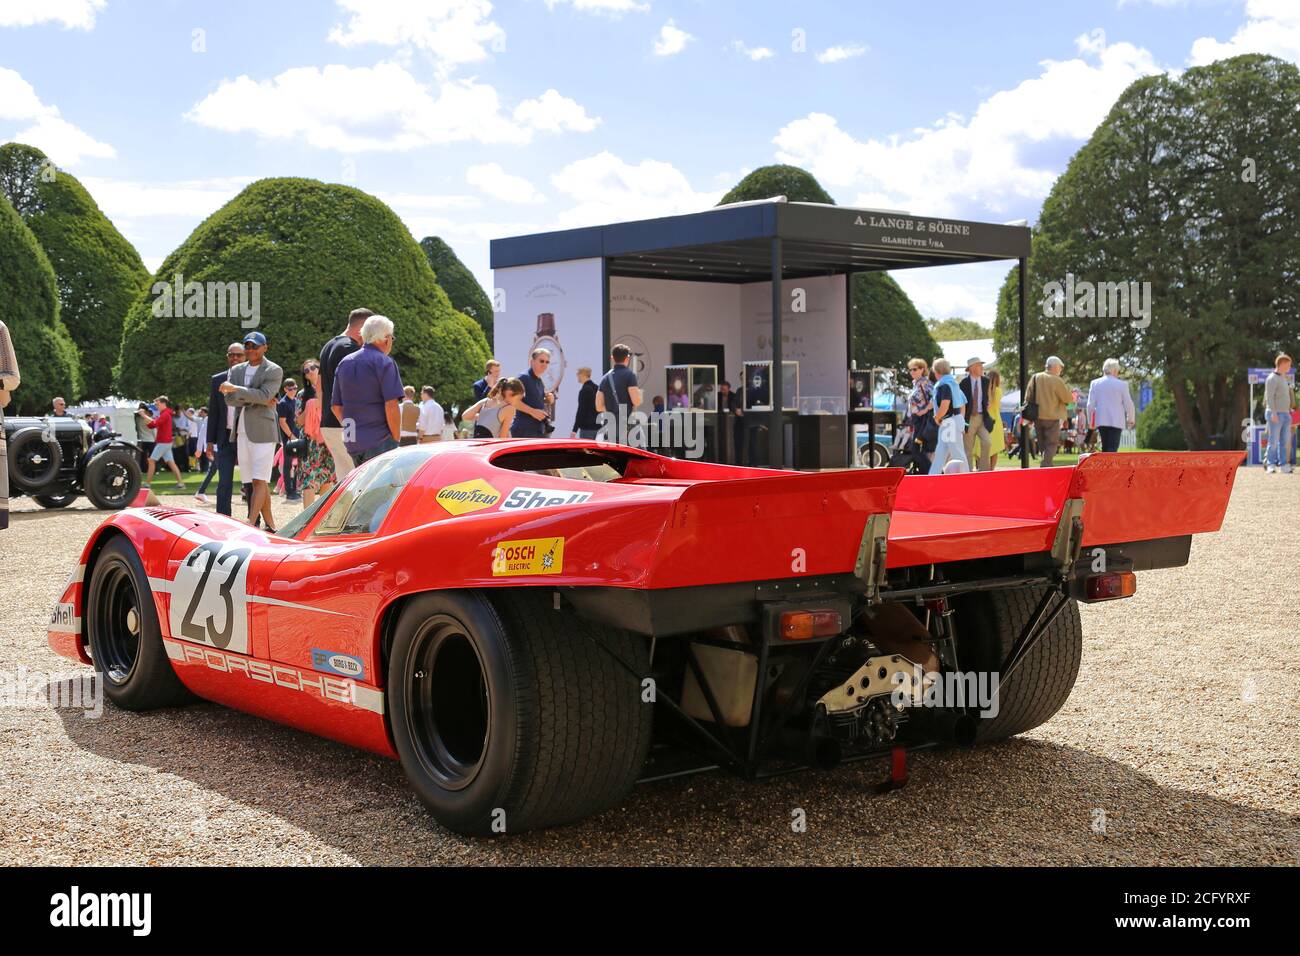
[491,447,631,482]
[312,446,433,536]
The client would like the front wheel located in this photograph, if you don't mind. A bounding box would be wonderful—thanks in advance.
[85,537,194,710]
[83,448,141,509]
[34,490,77,508]
[388,590,652,835]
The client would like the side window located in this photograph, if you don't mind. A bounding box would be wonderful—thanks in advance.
[313,447,430,536]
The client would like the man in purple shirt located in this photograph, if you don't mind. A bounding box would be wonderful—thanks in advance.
[330,314,404,467]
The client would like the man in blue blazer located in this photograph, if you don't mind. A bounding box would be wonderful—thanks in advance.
[201,341,245,515]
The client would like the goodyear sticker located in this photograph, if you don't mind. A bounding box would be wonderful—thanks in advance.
[491,538,564,576]
[311,648,366,680]
[436,478,502,515]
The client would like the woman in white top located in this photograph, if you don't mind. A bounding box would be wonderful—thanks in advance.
[462,378,523,438]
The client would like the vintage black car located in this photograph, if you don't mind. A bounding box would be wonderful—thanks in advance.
[3,415,142,511]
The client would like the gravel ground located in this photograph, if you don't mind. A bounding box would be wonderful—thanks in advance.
[1,470,1296,866]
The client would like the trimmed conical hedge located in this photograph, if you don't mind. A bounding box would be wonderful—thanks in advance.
[720,165,938,371]
[421,236,493,343]
[117,178,491,410]
[0,194,82,414]
[0,143,149,400]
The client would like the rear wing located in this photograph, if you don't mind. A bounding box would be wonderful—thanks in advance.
[645,452,1242,588]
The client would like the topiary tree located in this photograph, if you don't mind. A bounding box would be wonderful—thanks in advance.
[420,236,494,343]
[0,194,82,414]
[117,178,491,411]
[0,143,149,400]
[1136,380,1188,450]
[720,165,938,372]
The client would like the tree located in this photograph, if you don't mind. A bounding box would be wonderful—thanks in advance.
[927,317,991,341]
[994,55,1300,447]
[117,178,491,411]
[0,194,82,414]
[420,236,494,343]
[720,165,938,371]
[0,143,149,399]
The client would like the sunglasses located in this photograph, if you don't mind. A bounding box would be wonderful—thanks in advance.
[536,358,551,364]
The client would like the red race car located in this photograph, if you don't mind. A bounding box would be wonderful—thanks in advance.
[48,440,1241,834]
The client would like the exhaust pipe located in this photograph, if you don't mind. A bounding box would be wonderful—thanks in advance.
[913,708,978,747]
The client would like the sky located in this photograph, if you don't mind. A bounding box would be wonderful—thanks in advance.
[2,0,1298,329]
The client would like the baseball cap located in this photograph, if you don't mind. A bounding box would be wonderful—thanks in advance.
[243,330,267,348]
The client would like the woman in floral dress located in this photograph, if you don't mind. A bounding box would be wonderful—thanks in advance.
[295,360,335,508]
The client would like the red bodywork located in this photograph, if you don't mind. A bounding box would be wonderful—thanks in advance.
[47,441,1242,758]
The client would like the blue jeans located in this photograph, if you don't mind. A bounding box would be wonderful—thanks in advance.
[1265,410,1293,470]
[351,435,399,468]
[213,442,238,516]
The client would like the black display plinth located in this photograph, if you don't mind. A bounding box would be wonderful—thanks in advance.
[795,414,848,470]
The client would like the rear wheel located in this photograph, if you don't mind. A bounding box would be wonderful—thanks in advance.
[388,590,652,835]
[84,448,141,510]
[85,537,193,710]
[34,489,77,508]
[954,586,1082,741]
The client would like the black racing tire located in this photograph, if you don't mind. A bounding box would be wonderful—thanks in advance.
[34,490,77,508]
[954,586,1083,742]
[388,589,653,835]
[7,426,62,491]
[85,537,194,711]
[84,448,141,510]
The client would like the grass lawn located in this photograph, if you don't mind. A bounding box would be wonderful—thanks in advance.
[992,446,1159,468]
[143,464,244,491]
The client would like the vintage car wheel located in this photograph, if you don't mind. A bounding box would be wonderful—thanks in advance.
[85,537,193,710]
[7,426,62,491]
[388,590,652,835]
[34,489,77,508]
[857,440,890,468]
[84,448,141,510]
[954,586,1083,741]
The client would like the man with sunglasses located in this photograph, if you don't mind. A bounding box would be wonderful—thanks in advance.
[220,330,284,531]
[200,341,245,514]
[510,347,555,438]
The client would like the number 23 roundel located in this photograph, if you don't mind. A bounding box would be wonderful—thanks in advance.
[168,541,254,655]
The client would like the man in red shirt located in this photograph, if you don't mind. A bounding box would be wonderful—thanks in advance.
[139,395,187,491]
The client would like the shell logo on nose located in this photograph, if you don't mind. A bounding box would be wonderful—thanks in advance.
[491,538,564,576]
[435,478,502,515]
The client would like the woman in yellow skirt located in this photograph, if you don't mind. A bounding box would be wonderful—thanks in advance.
[987,369,1005,464]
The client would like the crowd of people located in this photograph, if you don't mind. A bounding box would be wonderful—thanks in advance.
[899,354,1145,473]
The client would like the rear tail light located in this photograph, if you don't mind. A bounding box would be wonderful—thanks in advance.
[779,609,843,640]
[1085,571,1136,601]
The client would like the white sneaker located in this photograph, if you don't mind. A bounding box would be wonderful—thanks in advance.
[194,493,208,504]
[1265,465,1275,473]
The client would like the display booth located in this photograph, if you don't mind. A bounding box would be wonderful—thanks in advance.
[491,199,1031,468]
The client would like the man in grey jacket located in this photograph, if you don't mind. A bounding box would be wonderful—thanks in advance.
[1264,352,1294,474]
[220,330,284,530]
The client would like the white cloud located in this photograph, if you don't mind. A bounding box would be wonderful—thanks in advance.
[545,0,650,15]
[816,44,868,64]
[513,88,601,133]
[466,162,545,203]
[772,33,1163,217]
[0,0,104,30]
[373,190,481,211]
[327,0,505,76]
[0,67,114,164]
[653,19,693,56]
[550,151,722,228]
[185,63,596,152]
[79,176,256,218]
[892,262,1013,331]
[1189,0,1300,65]
[730,40,774,61]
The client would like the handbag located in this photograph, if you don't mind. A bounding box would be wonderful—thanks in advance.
[284,437,309,457]
[1019,374,1040,423]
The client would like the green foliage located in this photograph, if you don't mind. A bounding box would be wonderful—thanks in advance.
[117,178,491,411]
[0,194,82,413]
[927,317,991,341]
[995,55,1300,447]
[1136,380,1188,450]
[420,235,493,343]
[719,165,834,205]
[719,165,937,370]
[853,273,941,372]
[0,143,149,399]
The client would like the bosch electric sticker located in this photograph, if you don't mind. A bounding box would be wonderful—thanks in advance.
[311,648,366,680]
[499,487,593,511]
[435,478,502,515]
[491,538,564,576]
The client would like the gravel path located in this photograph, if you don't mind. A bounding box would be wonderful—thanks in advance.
[1,470,1295,865]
